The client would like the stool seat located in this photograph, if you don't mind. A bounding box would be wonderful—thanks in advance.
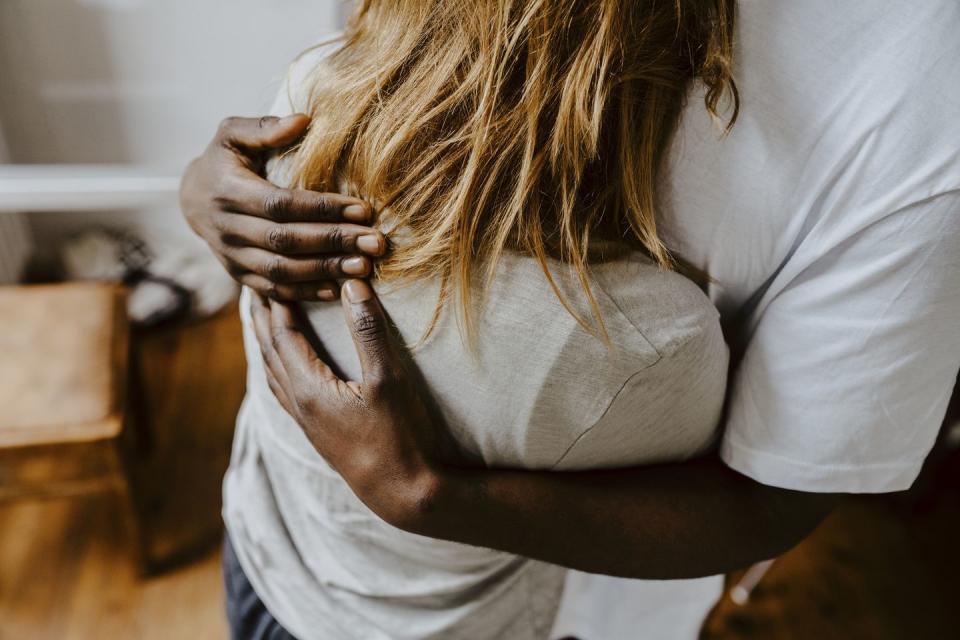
[0,283,128,448]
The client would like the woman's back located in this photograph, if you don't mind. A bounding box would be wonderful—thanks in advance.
[223,17,732,636]
[224,249,727,639]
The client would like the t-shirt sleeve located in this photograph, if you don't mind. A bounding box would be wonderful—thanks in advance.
[721,191,960,493]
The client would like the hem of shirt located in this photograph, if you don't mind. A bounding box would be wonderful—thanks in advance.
[222,502,322,640]
[720,437,925,494]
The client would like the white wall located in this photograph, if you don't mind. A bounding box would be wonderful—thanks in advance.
[0,0,343,250]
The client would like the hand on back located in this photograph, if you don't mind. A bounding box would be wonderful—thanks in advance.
[179,114,386,301]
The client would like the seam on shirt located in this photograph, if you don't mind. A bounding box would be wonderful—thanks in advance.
[721,437,928,494]
[590,262,664,360]
[722,435,927,474]
[545,259,668,469]
[549,366,651,469]
[550,317,716,469]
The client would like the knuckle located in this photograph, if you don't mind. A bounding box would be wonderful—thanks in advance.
[353,311,385,343]
[265,256,289,281]
[266,225,296,251]
[314,194,334,215]
[312,256,340,277]
[326,225,346,252]
[262,190,293,220]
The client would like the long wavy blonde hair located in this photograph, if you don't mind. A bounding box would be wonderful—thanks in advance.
[292,0,738,340]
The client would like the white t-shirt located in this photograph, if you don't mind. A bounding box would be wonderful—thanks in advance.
[226,40,730,640]
[554,2,960,638]
[226,254,728,639]
[226,1,960,638]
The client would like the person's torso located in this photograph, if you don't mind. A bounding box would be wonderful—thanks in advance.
[226,251,726,640]
[660,0,960,347]
[226,2,960,638]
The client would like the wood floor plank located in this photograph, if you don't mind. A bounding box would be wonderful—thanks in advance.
[0,494,227,640]
[0,308,241,640]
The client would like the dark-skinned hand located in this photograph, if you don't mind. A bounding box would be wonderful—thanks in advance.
[250,280,457,528]
[179,114,386,301]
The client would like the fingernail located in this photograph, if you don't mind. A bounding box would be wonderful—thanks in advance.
[342,256,370,276]
[356,234,383,255]
[343,204,370,222]
[317,286,338,301]
[343,279,373,303]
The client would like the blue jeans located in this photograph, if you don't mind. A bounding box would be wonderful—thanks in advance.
[222,535,297,640]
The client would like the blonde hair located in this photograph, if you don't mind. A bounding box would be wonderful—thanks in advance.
[292,0,738,341]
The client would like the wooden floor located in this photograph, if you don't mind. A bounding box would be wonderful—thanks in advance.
[1,305,958,639]
[0,494,227,640]
[0,305,245,640]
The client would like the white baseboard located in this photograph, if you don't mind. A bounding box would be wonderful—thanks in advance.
[0,165,179,214]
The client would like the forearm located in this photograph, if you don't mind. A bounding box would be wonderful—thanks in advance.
[405,456,837,580]
[252,280,838,579]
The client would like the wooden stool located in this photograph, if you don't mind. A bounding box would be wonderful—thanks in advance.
[0,283,145,568]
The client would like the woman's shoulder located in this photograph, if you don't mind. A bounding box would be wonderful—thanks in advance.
[476,250,721,368]
[590,252,722,360]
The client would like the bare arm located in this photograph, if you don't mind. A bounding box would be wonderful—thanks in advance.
[249,283,839,580]
[415,455,836,579]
